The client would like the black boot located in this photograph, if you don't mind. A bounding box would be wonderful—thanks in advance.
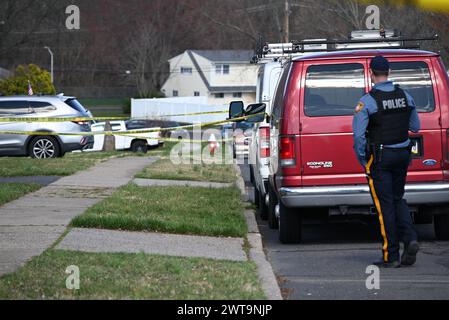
[401,241,419,266]
[373,258,401,268]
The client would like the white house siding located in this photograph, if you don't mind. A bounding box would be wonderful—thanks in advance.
[161,50,258,106]
[162,52,208,98]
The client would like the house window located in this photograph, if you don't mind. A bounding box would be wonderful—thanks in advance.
[173,90,179,97]
[214,93,225,99]
[216,64,230,75]
[194,91,200,97]
[233,92,242,98]
[181,67,192,74]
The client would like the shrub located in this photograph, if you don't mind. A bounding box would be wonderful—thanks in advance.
[0,64,56,96]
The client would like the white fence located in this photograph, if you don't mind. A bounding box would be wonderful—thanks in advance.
[131,97,229,124]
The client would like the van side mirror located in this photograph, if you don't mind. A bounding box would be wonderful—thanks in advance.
[245,103,266,123]
[229,101,244,119]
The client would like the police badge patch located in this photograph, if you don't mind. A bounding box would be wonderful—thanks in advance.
[355,102,365,113]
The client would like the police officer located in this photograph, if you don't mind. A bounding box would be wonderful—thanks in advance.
[353,56,421,268]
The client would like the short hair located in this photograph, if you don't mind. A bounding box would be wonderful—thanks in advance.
[372,69,389,77]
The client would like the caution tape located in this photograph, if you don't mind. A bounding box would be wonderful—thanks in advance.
[0,113,264,137]
[0,110,228,123]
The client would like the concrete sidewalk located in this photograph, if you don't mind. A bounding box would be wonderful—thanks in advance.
[57,228,247,262]
[0,157,156,276]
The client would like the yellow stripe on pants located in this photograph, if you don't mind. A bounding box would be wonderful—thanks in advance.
[366,155,389,262]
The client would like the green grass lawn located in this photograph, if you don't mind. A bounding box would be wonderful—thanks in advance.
[0,152,136,177]
[0,250,264,300]
[72,184,247,238]
[136,158,237,183]
[0,183,41,206]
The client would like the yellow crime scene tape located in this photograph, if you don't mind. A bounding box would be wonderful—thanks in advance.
[0,110,229,123]
[358,0,449,12]
[0,112,264,143]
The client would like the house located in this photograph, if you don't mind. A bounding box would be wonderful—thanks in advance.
[161,50,258,106]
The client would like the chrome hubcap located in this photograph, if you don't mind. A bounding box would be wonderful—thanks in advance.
[33,139,55,159]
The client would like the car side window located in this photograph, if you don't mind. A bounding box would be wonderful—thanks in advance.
[304,63,365,117]
[389,61,435,113]
[30,101,57,113]
[0,101,31,116]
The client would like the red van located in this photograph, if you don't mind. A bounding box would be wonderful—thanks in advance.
[264,49,449,243]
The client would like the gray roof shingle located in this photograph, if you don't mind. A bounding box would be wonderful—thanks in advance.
[192,50,253,63]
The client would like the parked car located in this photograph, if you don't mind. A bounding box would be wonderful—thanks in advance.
[230,44,449,243]
[232,121,254,158]
[91,120,161,153]
[0,95,93,158]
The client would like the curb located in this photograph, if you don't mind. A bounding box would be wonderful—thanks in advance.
[234,164,283,301]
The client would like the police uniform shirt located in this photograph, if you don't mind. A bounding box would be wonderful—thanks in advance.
[353,80,421,167]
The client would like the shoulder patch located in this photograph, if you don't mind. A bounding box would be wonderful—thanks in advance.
[355,102,365,113]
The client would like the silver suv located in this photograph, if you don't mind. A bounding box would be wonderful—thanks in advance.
[0,95,94,158]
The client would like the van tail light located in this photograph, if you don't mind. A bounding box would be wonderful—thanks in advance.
[259,127,270,158]
[280,135,296,167]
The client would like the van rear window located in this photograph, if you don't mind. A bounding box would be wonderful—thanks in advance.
[389,61,435,113]
[304,63,365,117]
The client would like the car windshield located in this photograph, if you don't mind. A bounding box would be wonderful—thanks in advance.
[65,98,88,115]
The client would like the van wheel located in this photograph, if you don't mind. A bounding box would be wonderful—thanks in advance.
[257,189,268,220]
[29,136,60,159]
[434,214,449,240]
[279,201,302,244]
[131,141,148,153]
[268,184,279,229]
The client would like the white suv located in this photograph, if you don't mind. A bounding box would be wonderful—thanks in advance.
[0,95,93,158]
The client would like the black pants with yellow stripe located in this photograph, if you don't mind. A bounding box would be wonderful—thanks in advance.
[365,148,418,263]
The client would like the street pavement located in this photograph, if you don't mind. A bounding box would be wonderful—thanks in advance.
[239,164,449,300]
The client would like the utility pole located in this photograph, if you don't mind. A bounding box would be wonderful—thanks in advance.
[44,46,54,83]
[283,0,290,43]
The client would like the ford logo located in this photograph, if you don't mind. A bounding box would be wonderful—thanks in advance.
[423,159,437,166]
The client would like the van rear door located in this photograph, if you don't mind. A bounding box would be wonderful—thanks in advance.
[385,58,443,182]
[299,59,369,186]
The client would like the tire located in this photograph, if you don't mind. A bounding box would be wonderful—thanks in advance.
[279,200,302,244]
[131,141,148,153]
[28,136,60,159]
[434,214,449,240]
[267,184,279,229]
[257,188,268,220]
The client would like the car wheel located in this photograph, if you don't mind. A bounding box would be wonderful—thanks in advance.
[279,200,302,244]
[434,214,449,240]
[131,141,148,153]
[29,136,60,159]
[257,189,268,220]
[267,184,279,229]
